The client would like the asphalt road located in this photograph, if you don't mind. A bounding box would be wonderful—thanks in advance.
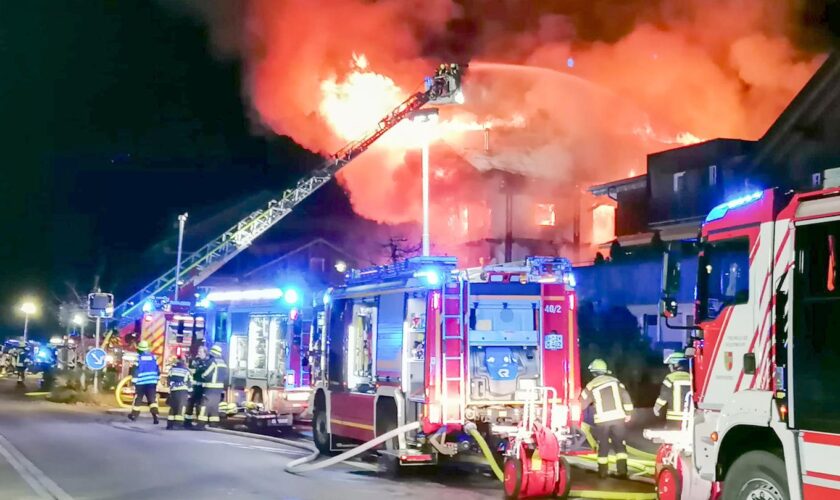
[0,377,501,500]
[0,377,658,500]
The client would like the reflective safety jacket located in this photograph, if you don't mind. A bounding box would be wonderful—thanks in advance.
[189,358,207,388]
[201,357,228,389]
[15,350,29,368]
[168,364,192,392]
[133,353,160,386]
[654,370,691,421]
[581,374,634,424]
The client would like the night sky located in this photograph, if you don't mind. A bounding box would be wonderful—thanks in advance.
[0,1,358,339]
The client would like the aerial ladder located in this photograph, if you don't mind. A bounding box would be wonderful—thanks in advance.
[113,64,466,324]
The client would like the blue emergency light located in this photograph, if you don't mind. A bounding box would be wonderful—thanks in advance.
[705,190,763,223]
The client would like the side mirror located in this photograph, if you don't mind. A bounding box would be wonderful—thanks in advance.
[661,296,679,318]
[684,346,696,358]
[664,255,681,296]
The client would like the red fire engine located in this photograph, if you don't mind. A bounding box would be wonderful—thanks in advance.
[653,176,840,500]
[309,256,580,474]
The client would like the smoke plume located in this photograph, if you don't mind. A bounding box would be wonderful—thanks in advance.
[174,0,827,255]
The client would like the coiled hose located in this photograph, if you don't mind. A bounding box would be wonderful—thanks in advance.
[284,421,422,474]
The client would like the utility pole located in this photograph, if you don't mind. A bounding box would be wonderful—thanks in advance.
[175,212,188,301]
[93,317,101,394]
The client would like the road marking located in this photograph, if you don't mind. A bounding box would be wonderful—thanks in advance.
[196,439,309,457]
[0,433,73,500]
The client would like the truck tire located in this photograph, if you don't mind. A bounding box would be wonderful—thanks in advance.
[722,450,788,500]
[312,408,332,455]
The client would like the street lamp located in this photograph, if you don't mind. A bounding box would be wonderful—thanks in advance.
[175,212,188,301]
[19,300,37,343]
[409,108,440,257]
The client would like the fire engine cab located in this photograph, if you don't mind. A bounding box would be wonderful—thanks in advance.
[656,172,840,500]
[309,256,580,471]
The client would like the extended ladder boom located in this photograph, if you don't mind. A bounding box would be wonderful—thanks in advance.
[114,65,464,322]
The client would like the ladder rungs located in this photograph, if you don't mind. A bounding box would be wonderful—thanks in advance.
[445,377,463,382]
[442,335,463,340]
[443,355,463,360]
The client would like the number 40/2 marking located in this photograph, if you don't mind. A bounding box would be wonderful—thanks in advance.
[544,304,563,314]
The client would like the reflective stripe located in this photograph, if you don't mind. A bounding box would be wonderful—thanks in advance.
[597,457,609,464]
[655,398,667,406]
[203,383,224,389]
[663,380,673,388]
[623,404,634,411]
[198,415,208,422]
[167,415,176,421]
[616,453,628,460]
[209,416,220,423]
[666,411,686,421]
[170,386,190,392]
[174,415,184,422]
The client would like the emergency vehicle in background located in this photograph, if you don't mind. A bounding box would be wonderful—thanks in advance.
[208,287,313,427]
[309,256,581,475]
[117,297,205,392]
[655,168,840,500]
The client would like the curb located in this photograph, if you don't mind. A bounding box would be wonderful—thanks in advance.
[106,408,170,417]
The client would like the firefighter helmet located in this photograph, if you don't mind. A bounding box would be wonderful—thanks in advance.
[210,345,223,357]
[665,352,687,366]
[137,341,150,352]
[588,358,608,374]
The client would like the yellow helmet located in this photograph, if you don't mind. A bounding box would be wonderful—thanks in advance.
[588,358,608,373]
[137,341,150,352]
[210,345,223,357]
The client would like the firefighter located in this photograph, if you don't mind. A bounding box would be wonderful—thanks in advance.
[128,341,160,424]
[653,352,691,429]
[196,345,228,430]
[580,359,634,479]
[166,355,192,430]
[184,346,207,429]
[15,345,31,385]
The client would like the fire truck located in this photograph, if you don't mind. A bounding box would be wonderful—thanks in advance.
[211,287,313,426]
[309,256,580,471]
[655,173,840,500]
[117,298,205,391]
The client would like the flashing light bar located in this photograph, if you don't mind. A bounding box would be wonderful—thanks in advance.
[205,288,284,302]
[705,190,763,223]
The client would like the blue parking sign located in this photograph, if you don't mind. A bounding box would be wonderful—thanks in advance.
[85,348,107,371]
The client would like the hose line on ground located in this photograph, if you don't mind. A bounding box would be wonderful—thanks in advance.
[465,426,504,482]
[284,421,422,474]
[115,376,132,408]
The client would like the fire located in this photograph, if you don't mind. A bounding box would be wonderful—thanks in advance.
[319,58,405,143]
[318,54,528,151]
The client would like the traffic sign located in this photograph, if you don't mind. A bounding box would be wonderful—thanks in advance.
[85,348,108,371]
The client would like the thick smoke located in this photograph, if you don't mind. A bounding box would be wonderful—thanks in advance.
[176,0,826,252]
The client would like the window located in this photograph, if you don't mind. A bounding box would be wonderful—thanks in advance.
[709,165,717,186]
[697,238,750,321]
[673,171,686,193]
[535,203,556,227]
[469,302,538,332]
[792,220,840,433]
[347,299,377,390]
[309,257,325,273]
[214,311,228,343]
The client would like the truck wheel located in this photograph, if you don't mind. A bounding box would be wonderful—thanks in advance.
[503,457,523,499]
[657,465,681,500]
[722,451,788,500]
[312,409,331,455]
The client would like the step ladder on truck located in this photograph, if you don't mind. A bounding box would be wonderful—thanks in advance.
[108,63,465,412]
[651,168,840,500]
[308,256,582,479]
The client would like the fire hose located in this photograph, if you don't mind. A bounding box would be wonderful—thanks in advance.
[284,421,422,474]
[465,424,505,481]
